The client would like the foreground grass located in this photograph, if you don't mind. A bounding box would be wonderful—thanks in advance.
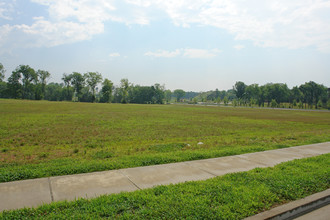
[1,154,329,219]
[1,99,330,182]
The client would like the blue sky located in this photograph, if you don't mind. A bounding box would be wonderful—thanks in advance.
[1,0,330,91]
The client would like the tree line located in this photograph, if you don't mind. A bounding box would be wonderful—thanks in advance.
[0,63,329,109]
[230,81,329,109]
[0,64,173,104]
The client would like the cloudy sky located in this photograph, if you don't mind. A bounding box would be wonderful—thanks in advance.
[1,0,330,91]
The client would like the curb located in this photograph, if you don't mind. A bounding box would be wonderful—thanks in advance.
[245,189,330,220]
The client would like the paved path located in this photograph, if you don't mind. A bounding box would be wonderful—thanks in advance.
[0,142,329,212]
[295,204,330,220]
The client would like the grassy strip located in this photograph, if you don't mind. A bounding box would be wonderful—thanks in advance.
[1,99,330,182]
[1,154,329,219]
[0,141,326,183]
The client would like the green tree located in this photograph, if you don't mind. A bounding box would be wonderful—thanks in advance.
[12,65,37,99]
[100,78,114,103]
[232,99,238,107]
[165,90,172,103]
[84,72,102,102]
[271,99,278,108]
[0,63,5,82]
[7,71,22,99]
[0,63,7,98]
[45,83,65,101]
[120,78,130,103]
[152,83,165,104]
[233,81,246,101]
[173,89,185,102]
[299,81,327,109]
[223,96,229,106]
[61,73,73,101]
[37,70,51,100]
[291,86,303,103]
[70,72,85,101]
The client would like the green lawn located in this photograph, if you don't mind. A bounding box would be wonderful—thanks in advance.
[1,154,329,219]
[1,99,330,182]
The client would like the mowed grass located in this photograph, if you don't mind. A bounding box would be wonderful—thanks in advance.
[1,154,329,219]
[0,99,330,182]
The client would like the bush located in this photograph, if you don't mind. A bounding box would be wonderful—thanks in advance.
[271,99,278,108]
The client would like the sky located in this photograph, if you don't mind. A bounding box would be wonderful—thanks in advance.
[0,0,330,91]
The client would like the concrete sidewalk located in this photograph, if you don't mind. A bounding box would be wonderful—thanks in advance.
[1,142,329,212]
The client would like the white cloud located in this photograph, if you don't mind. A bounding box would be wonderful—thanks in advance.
[1,0,330,53]
[145,49,181,58]
[125,0,330,53]
[234,45,245,50]
[0,0,151,51]
[145,48,220,58]
[0,1,15,20]
[183,48,220,58]
[109,53,120,57]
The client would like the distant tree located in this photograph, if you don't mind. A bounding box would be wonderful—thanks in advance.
[223,96,229,106]
[245,84,259,100]
[232,99,238,107]
[165,90,172,103]
[271,99,278,108]
[263,83,289,106]
[12,65,37,99]
[215,88,220,99]
[0,63,7,98]
[152,83,165,104]
[173,89,185,102]
[233,81,246,101]
[45,83,64,101]
[36,70,51,100]
[0,63,5,82]
[70,72,85,101]
[129,85,154,104]
[100,78,114,103]
[61,73,74,101]
[7,70,22,99]
[291,86,303,103]
[119,78,131,103]
[84,72,102,102]
[299,81,327,109]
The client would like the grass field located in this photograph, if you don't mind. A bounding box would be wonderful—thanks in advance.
[1,154,329,219]
[0,99,330,182]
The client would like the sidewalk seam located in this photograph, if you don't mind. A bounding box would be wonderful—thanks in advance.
[184,163,218,177]
[48,178,54,202]
[236,155,272,167]
[118,170,141,190]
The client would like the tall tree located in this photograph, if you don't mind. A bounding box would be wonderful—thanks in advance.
[233,81,246,101]
[100,78,114,103]
[300,81,327,109]
[0,63,6,98]
[291,86,303,103]
[12,65,37,99]
[119,78,130,103]
[0,63,5,82]
[70,72,85,101]
[152,83,165,104]
[61,73,74,101]
[36,70,51,100]
[7,71,22,99]
[165,90,172,103]
[173,89,185,102]
[84,72,102,102]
